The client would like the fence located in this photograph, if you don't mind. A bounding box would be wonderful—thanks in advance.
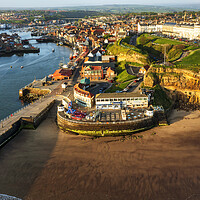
[0,95,55,128]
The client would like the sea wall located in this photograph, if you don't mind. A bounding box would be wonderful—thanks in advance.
[0,99,55,147]
[21,99,55,128]
[0,120,21,147]
[57,112,156,136]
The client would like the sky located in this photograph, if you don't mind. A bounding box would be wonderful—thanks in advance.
[0,0,199,7]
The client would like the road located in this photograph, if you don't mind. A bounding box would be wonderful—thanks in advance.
[125,64,139,75]
[126,79,143,93]
[129,35,137,46]
[87,81,111,95]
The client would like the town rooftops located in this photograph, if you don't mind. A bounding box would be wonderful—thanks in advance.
[96,93,147,99]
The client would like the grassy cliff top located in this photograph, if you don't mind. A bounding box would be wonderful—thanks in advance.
[176,50,200,65]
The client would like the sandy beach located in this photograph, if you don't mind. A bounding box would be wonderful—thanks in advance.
[0,107,200,200]
[25,109,200,200]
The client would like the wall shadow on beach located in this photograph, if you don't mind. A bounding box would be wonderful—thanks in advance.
[0,102,59,199]
[168,109,192,124]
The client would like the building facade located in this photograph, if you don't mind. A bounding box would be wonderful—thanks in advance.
[137,22,162,33]
[138,22,200,40]
[80,65,103,80]
[96,93,148,110]
[74,83,94,108]
[80,65,116,81]
[162,23,200,40]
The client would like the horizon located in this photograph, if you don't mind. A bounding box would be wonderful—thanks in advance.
[0,2,200,8]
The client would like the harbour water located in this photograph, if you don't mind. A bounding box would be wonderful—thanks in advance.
[0,30,72,120]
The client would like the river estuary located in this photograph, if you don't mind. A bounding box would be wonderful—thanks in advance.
[0,30,72,120]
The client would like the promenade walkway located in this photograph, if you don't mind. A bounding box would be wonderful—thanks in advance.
[0,96,56,136]
[0,63,81,138]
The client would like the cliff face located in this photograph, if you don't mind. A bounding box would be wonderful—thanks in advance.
[107,43,149,65]
[117,52,148,65]
[144,66,200,109]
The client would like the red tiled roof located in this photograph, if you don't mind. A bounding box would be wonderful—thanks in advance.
[92,66,102,70]
[74,83,94,98]
[53,69,72,77]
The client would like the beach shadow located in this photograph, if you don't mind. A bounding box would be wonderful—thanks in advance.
[0,101,59,199]
[168,109,192,124]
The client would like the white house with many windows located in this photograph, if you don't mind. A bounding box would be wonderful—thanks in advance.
[138,22,200,40]
[137,22,162,33]
[95,93,148,110]
[162,23,200,40]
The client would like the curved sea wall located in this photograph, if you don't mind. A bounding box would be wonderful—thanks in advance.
[57,112,157,136]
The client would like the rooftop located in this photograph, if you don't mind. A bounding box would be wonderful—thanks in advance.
[96,92,147,99]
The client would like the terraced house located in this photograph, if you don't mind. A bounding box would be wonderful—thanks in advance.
[80,65,116,81]
[80,65,103,80]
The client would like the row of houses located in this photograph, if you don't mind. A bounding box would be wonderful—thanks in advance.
[138,22,200,40]
[80,47,117,81]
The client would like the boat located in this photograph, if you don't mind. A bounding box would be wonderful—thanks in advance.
[10,66,12,68]
[22,39,29,45]
[21,66,24,69]
[59,58,65,68]
[73,50,78,59]
[52,48,55,52]
[62,64,69,69]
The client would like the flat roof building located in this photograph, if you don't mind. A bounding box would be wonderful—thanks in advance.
[95,93,148,110]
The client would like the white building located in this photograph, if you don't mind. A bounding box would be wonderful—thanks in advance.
[74,83,94,108]
[162,23,200,40]
[96,93,148,110]
[138,22,200,40]
[172,24,200,40]
[137,22,162,33]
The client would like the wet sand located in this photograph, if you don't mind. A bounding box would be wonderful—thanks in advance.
[26,110,200,200]
[1,108,200,200]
